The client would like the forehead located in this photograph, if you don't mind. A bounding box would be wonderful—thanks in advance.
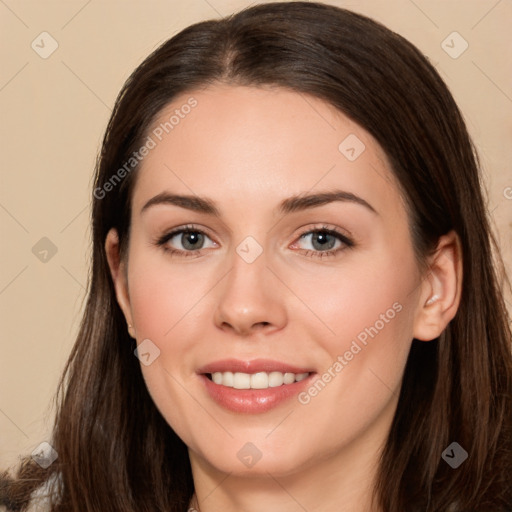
[131,84,402,219]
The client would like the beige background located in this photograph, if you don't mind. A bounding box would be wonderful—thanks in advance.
[1,0,511,469]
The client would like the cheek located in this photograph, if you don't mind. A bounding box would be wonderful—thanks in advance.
[127,249,212,341]
[289,249,418,410]
[314,259,417,400]
[126,252,208,445]
[286,250,416,346]
[291,270,416,454]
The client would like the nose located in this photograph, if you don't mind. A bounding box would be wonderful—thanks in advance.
[213,248,287,337]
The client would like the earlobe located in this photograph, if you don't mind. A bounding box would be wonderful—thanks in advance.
[105,228,135,336]
[413,231,463,342]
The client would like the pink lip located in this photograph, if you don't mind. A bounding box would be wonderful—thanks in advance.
[197,359,315,414]
[197,358,314,375]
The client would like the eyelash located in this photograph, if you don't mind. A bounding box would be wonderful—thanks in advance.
[154,224,354,259]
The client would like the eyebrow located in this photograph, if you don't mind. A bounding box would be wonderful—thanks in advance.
[140,189,378,217]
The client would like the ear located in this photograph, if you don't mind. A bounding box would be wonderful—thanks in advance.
[413,230,463,341]
[105,228,135,337]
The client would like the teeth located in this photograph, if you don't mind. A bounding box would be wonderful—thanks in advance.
[251,372,268,389]
[269,371,284,387]
[210,371,309,389]
[233,372,251,389]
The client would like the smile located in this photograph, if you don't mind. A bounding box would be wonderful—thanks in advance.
[208,371,310,389]
[198,359,316,413]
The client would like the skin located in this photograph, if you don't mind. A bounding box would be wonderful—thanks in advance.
[106,84,462,512]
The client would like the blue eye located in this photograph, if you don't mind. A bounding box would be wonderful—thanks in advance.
[294,227,353,259]
[155,224,354,259]
[299,231,340,251]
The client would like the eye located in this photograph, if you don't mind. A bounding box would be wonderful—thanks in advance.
[291,226,354,259]
[154,224,353,259]
[155,225,216,256]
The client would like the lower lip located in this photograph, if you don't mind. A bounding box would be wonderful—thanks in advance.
[200,374,314,413]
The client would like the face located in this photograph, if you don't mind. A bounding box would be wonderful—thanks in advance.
[108,84,431,479]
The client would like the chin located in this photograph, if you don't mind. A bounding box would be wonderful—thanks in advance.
[191,437,318,478]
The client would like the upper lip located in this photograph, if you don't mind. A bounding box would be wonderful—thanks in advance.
[197,358,315,375]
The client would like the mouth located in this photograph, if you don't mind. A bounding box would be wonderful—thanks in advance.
[197,359,316,413]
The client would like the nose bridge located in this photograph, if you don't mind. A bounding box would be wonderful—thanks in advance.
[230,238,267,289]
[214,235,287,335]
[225,236,271,305]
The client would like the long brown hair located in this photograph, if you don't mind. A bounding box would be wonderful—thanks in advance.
[2,2,511,511]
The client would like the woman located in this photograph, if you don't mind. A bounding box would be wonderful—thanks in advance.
[2,2,511,511]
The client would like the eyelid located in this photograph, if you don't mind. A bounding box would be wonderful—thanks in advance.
[157,223,215,240]
[293,223,353,243]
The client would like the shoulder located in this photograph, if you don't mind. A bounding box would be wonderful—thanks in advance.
[24,473,60,512]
